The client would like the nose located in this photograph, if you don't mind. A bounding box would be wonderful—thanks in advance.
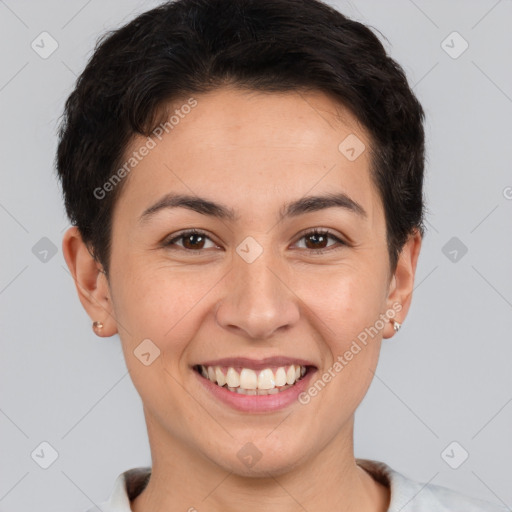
[215,247,300,340]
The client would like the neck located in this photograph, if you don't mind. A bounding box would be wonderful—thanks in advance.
[131,414,390,512]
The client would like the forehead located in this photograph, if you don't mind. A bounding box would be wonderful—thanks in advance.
[114,88,383,228]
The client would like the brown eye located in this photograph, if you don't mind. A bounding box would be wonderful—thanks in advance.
[181,232,206,250]
[295,230,346,254]
[304,231,329,250]
[164,230,216,251]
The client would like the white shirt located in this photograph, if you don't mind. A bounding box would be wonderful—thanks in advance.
[86,458,508,511]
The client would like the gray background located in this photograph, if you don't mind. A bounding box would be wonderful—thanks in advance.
[1,0,511,510]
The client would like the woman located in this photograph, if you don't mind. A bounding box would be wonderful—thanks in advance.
[57,0,507,510]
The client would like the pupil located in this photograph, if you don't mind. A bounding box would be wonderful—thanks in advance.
[307,233,326,249]
[185,233,204,249]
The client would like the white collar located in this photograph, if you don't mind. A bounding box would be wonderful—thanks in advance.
[89,458,506,512]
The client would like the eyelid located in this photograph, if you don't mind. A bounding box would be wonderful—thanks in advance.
[162,228,348,253]
[162,229,220,250]
[292,228,348,253]
[294,227,346,244]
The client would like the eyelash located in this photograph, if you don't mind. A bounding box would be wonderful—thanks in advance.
[162,229,347,255]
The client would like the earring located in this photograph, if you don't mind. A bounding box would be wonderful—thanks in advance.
[392,319,402,333]
[92,321,104,332]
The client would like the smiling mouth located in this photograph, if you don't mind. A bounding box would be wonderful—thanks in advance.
[193,364,312,395]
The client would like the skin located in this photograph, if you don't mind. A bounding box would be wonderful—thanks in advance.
[63,87,421,512]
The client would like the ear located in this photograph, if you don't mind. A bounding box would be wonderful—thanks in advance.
[382,229,422,339]
[62,227,118,337]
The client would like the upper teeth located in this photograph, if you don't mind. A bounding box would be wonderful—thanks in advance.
[198,364,307,390]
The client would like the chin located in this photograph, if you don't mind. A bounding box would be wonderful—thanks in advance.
[206,439,308,478]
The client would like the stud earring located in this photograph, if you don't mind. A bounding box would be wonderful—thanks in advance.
[392,319,402,333]
[92,321,104,332]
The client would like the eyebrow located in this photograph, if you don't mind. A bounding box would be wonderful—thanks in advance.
[139,192,367,223]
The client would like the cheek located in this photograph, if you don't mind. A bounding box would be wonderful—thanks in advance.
[109,264,203,410]
[109,258,222,352]
[294,263,387,403]
[292,264,388,341]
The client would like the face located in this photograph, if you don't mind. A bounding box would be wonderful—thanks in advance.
[65,87,420,477]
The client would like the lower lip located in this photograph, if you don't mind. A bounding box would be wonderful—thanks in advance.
[193,367,317,413]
